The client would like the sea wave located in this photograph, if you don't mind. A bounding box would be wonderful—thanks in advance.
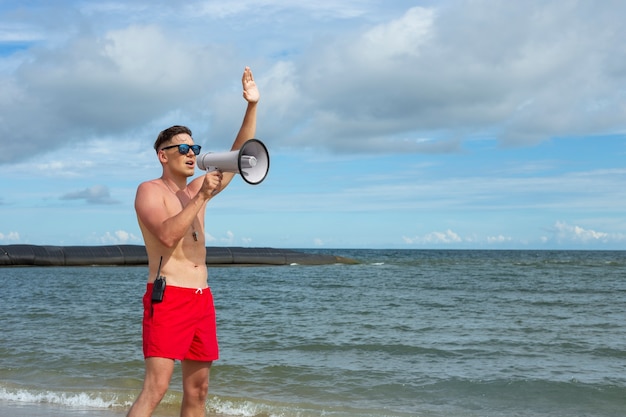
[0,384,416,417]
[2,252,625,417]
[1,374,624,417]
[0,384,127,410]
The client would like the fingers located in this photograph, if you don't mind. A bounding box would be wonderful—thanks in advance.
[203,171,222,197]
[241,67,260,102]
[208,171,222,185]
[242,66,254,84]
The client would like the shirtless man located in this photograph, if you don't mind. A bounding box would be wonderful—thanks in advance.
[127,67,259,417]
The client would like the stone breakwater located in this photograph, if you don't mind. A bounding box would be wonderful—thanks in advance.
[0,244,358,267]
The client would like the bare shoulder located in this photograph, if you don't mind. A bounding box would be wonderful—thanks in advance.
[138,178,163,189]
[136,179,164,196]
[135,179,166,208]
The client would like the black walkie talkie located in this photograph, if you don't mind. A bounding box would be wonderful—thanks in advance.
[151,256,166,303]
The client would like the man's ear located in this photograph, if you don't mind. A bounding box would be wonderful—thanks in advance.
[157,150,168,164]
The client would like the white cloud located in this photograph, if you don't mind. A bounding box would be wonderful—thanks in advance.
[1,1,625,249]
[61,185,119,204]
[1,24,232,163]
[403,229,463,245]
[282,2,626,153]
[361,7,433,59]
[220,230,236,245]
[549,221,625,245]
[3,1,626,163]
[403,222,626,248]
[99,230,141,244]
[313,238,325,247]
[487,235,512,244]
[0,23,43,42]
[401,221,626,248]
[0,231,20,242]
[188,0,369,20]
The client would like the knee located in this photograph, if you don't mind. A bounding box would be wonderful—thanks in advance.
[153,378,171,399]
[185,379,209,402]
[144,375,171,403]
[129,379,170,415]
[181,361,211,405]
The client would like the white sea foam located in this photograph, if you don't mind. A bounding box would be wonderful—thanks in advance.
[0,386,122,409]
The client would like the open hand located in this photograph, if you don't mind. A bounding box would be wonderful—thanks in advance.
[242,66,260,103]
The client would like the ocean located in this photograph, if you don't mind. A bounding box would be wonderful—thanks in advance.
[0,249,624,417]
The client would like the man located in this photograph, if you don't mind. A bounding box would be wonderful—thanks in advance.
[127,67,259,417]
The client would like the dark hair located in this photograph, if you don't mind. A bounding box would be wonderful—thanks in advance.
[154,125,192,152]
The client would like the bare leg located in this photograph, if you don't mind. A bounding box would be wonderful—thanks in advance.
[180,360,212,417]
[127,357,175,417]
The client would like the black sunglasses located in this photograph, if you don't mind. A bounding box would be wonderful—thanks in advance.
[160,144,202,155]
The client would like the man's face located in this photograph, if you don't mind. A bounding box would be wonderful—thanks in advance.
[159,133,200,177]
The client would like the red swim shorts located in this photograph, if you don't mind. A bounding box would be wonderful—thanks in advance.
[142,284,219,361]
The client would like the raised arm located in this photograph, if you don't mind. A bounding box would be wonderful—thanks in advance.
[219,66,260,191]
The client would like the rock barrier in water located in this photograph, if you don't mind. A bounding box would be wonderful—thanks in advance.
[0,244,358,267]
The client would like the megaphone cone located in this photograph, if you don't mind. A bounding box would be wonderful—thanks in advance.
[196,139,270,185]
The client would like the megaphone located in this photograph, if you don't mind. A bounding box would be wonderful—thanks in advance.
[196,139,269,185]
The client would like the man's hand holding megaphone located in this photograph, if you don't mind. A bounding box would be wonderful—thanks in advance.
[198,170,223,199]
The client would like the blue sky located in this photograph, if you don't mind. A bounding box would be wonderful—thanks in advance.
[0,0,625,249]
